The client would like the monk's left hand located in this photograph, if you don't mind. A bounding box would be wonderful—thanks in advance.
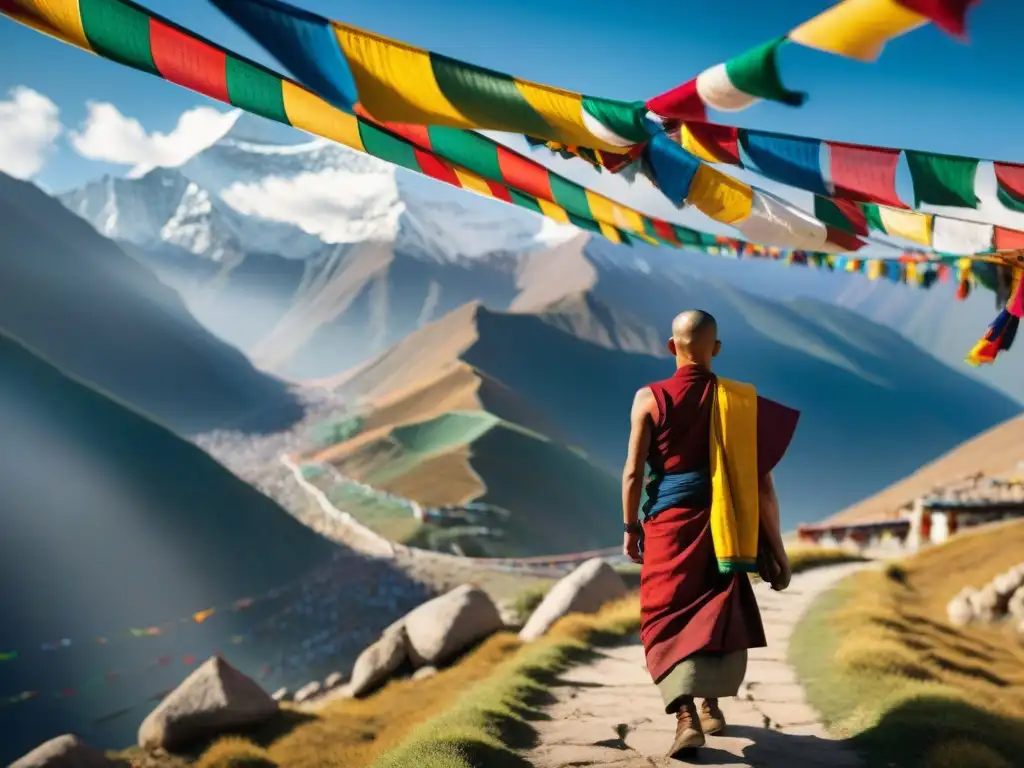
[624,531,643,564]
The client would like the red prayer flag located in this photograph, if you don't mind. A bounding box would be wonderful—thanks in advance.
[827,142,907,209]
[646,78,708,122]
[894,0,978,37]
[825,226,866,252]
[994,226,1024,252]
[994,162,1024,202]
[149,20,230,104]
[680,121,740,164]
[832,197,869,236]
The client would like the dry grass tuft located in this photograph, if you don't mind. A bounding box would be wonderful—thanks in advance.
[791,519,1024,768]
[195,738,276,768]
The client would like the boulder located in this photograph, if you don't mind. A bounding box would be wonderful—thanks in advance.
[293,681,323,703]
[946,595,974,626]
[993,570,1024,597]
[519,559,628,642]
[1008,587,1024,620]
[323,671,346,690]
[349,624,408,696]
[137,656,277,752]
[404,585,504,667]
[968,585,1003,622]
[10,735,126,768]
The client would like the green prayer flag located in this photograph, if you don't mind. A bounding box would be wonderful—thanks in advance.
[580,97,651,144]
[860,203,886,233]
[724,37,806,107]
[905,151,979,208]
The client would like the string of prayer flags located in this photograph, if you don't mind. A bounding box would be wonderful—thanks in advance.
[646,0,976,123]
[208,0,651,152]
[0,0,644,248]
[905,150,981,208]
[647,37,804,123]
[967,268,1023,365]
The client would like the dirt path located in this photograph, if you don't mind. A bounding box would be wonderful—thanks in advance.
[523,562,869,767]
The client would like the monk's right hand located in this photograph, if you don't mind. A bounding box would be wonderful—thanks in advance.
[624,531,643,564]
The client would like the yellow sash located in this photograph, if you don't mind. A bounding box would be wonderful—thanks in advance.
[709,378,760,573]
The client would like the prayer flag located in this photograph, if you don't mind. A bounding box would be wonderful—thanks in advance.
[735,189,828,249]
[678,122,740,164]
[827,141,905,208]
[994,226,1024,252]
[905,150,980,208]
[814,196,869,235]
[694,38,805,113]
[931,218,994,255]
[687,165,754,224]
[894,0,978,37]
[789,0,929,61]
[739,130,830,196]
[879,207,934,246]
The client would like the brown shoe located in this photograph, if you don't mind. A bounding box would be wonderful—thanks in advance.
[700,698,726,735]
[667,699,705,757]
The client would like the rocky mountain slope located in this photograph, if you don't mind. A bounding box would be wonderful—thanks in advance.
[0,330,433,761]
[325,241,1020,533]
[0,171,302,434]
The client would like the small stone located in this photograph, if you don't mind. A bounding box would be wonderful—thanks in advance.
[412,665,438,681]
[323,672,346,690]
[293,681,323,703]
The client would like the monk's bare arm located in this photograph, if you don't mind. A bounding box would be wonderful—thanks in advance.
[622,388,656,528]
[759,473,789,563]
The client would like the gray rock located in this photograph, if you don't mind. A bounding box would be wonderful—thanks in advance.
[349,624,408,696]
[271,687,291,702]
[293,681,323,703]
[137,656,277,752]
[520,559,628,642]
[10,735,126,768]
[404,585,504,667]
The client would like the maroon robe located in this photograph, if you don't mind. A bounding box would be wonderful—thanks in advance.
[639,366,800,685]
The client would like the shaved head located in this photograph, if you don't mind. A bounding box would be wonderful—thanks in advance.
[668,310,720,367]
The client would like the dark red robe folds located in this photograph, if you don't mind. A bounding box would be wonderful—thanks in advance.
[640,366,800,684]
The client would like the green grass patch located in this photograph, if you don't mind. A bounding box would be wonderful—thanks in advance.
[790,521,1024,768]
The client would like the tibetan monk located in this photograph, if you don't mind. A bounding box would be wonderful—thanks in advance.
[621,310,799,758]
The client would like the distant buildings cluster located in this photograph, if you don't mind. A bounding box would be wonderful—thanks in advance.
[798,463,1024,553]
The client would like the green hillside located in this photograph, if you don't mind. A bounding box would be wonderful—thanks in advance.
[311,411,619,557]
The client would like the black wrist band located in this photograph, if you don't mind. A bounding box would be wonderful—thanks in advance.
[624,522,642,534]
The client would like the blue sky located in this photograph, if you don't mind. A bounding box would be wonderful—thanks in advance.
[0,0,1020,199]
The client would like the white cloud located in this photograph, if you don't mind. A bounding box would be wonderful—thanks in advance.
[70,102,239,172]
[221,167,402,244]
[0,87,62,179]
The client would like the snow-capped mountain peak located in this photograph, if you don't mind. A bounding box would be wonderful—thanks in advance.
[61,112,581,263]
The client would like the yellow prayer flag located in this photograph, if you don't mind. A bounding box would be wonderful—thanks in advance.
[679,125,723,164]
[687,165,754,225]
[788,0,927,62]
[7,0,93,52]
[878,207,933,246]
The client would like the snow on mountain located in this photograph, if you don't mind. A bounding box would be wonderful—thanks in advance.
[61,111,578,264]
